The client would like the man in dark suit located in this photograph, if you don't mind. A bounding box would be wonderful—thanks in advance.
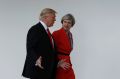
[22,8,57,79]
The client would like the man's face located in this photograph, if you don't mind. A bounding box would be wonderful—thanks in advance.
[62,19,72,31]
[46,13,56,27]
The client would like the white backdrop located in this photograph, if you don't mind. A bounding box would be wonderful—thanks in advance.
[0,0,120,79]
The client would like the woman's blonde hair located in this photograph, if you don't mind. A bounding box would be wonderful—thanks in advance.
[39,8,57,20]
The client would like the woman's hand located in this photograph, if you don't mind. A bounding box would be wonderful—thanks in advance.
[57,59,71,70]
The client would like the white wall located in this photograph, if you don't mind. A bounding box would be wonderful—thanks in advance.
[0,0,120,79]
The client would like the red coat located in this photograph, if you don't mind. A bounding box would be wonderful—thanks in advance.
[52,28,75,79]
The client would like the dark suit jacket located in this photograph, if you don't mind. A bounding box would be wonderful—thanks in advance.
[22,22,57,79]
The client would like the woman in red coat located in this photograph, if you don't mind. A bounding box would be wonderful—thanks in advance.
[52,14,76,79]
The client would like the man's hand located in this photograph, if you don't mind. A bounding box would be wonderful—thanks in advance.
[35,56,44,69]
[57,59,70,70]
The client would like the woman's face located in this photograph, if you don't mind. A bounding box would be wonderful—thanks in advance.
[62,19,72,31]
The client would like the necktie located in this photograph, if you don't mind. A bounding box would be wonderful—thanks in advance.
[47,28,54,48]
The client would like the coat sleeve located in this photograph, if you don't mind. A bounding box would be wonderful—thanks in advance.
[26,27,40,64]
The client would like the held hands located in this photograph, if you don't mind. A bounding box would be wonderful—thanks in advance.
[57,59,71,70]
[35,56,44,69]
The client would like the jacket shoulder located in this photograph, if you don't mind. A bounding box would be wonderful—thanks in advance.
[52,28,62,35]
[27,22,44,34]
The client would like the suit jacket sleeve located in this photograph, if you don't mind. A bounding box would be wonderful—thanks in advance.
[26,27,40,64]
